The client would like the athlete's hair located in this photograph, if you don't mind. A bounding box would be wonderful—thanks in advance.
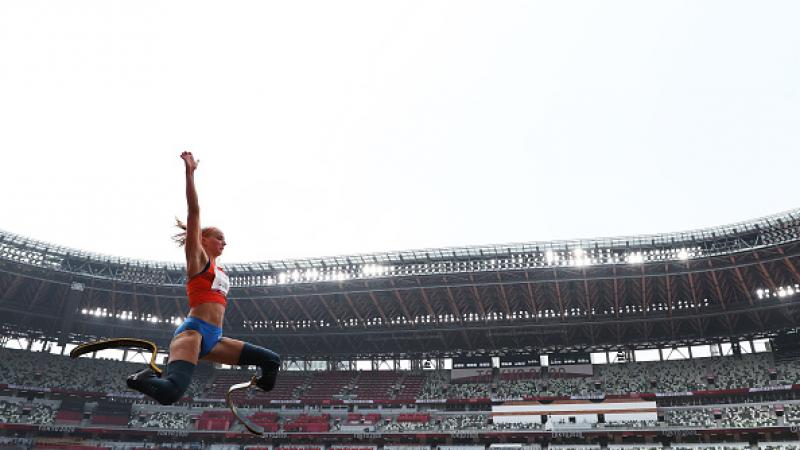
[172,218,216,247]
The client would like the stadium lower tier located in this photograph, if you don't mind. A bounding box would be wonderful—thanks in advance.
[4,397,800,433]
[5,349,800,403]
[0,444,798,450]
[6,349,800,444]
[9,439,800,450]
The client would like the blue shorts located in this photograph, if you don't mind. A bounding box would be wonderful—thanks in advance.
[174,316,223,358]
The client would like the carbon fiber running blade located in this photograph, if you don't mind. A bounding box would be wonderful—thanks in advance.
[227,377,264,435]
[70,338,162,376]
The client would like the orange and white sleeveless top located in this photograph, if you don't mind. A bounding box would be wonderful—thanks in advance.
[186,260,230,308]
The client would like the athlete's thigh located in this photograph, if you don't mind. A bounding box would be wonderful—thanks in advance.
[201,337,244,366]
[169,330,202,364]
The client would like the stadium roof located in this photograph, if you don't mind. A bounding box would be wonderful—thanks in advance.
[1,208,798,286]
[1,208,799,359]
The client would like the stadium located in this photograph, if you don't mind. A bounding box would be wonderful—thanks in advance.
[2,1,799,450]
[1,209,800,450]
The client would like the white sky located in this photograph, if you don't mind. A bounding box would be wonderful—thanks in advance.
[1,1,798,264]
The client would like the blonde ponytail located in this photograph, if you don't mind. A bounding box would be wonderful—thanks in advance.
[172,217,189,247]
[172,217,215,247]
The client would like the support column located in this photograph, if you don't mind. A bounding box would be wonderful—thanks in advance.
[58,281,86,348]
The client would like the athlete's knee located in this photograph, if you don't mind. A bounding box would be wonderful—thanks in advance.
[159,360,196,404]
[129,360,195,405]
[238,343,280,391]
[238,343,281,370]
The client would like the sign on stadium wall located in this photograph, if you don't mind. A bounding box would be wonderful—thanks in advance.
[547,352,592,377]
[749,385,792,393]
[452,356,492,369]
[6,384,50,392]
[451,356,493,382]
[547,365,593,376]
[450,367,493,382]
[499,354,540,367]
[491,399,657,425]
[499,354,542,380]
[654,391,694,398]
[548,352,591,365]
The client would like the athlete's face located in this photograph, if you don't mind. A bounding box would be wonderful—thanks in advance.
[202,228,226,257]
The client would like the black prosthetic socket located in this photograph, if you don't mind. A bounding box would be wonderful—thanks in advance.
[127,360,195,405]
[238,343,281,391]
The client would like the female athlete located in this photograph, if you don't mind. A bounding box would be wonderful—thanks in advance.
[126,151,280,405]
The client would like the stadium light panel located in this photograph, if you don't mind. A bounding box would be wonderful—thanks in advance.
[627,252,645,264]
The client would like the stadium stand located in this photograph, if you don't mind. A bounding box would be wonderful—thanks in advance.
[54,398,84,425]
[9,347,800,404]
[283,414,331,432]
[300,372,354,401]
[90,400,133,426]
[129,410,192,429]
[248,372,308,401]
[196,410,234,431]
[671,445,750,450]
[0,348,208,399]
[438,414,486,430]
[760,443,800,450]
[245,412,280,432]
[351,371,399,399]
[720,404,778,427]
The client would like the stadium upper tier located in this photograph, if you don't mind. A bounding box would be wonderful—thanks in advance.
[1,209,799,286]
[1,209,800,357]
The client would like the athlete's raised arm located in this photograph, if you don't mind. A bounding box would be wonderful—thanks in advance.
[180,151,206,276]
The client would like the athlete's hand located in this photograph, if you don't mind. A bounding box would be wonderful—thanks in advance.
[181,151,199,172]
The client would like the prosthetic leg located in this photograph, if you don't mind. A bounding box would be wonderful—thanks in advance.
[226,376,265,435]
[69,338,162,375]
[71,338,265,435]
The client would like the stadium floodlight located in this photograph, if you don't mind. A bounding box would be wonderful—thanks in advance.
[627,252,645,264]
[677,249,690,260]
[572,248,592,267]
